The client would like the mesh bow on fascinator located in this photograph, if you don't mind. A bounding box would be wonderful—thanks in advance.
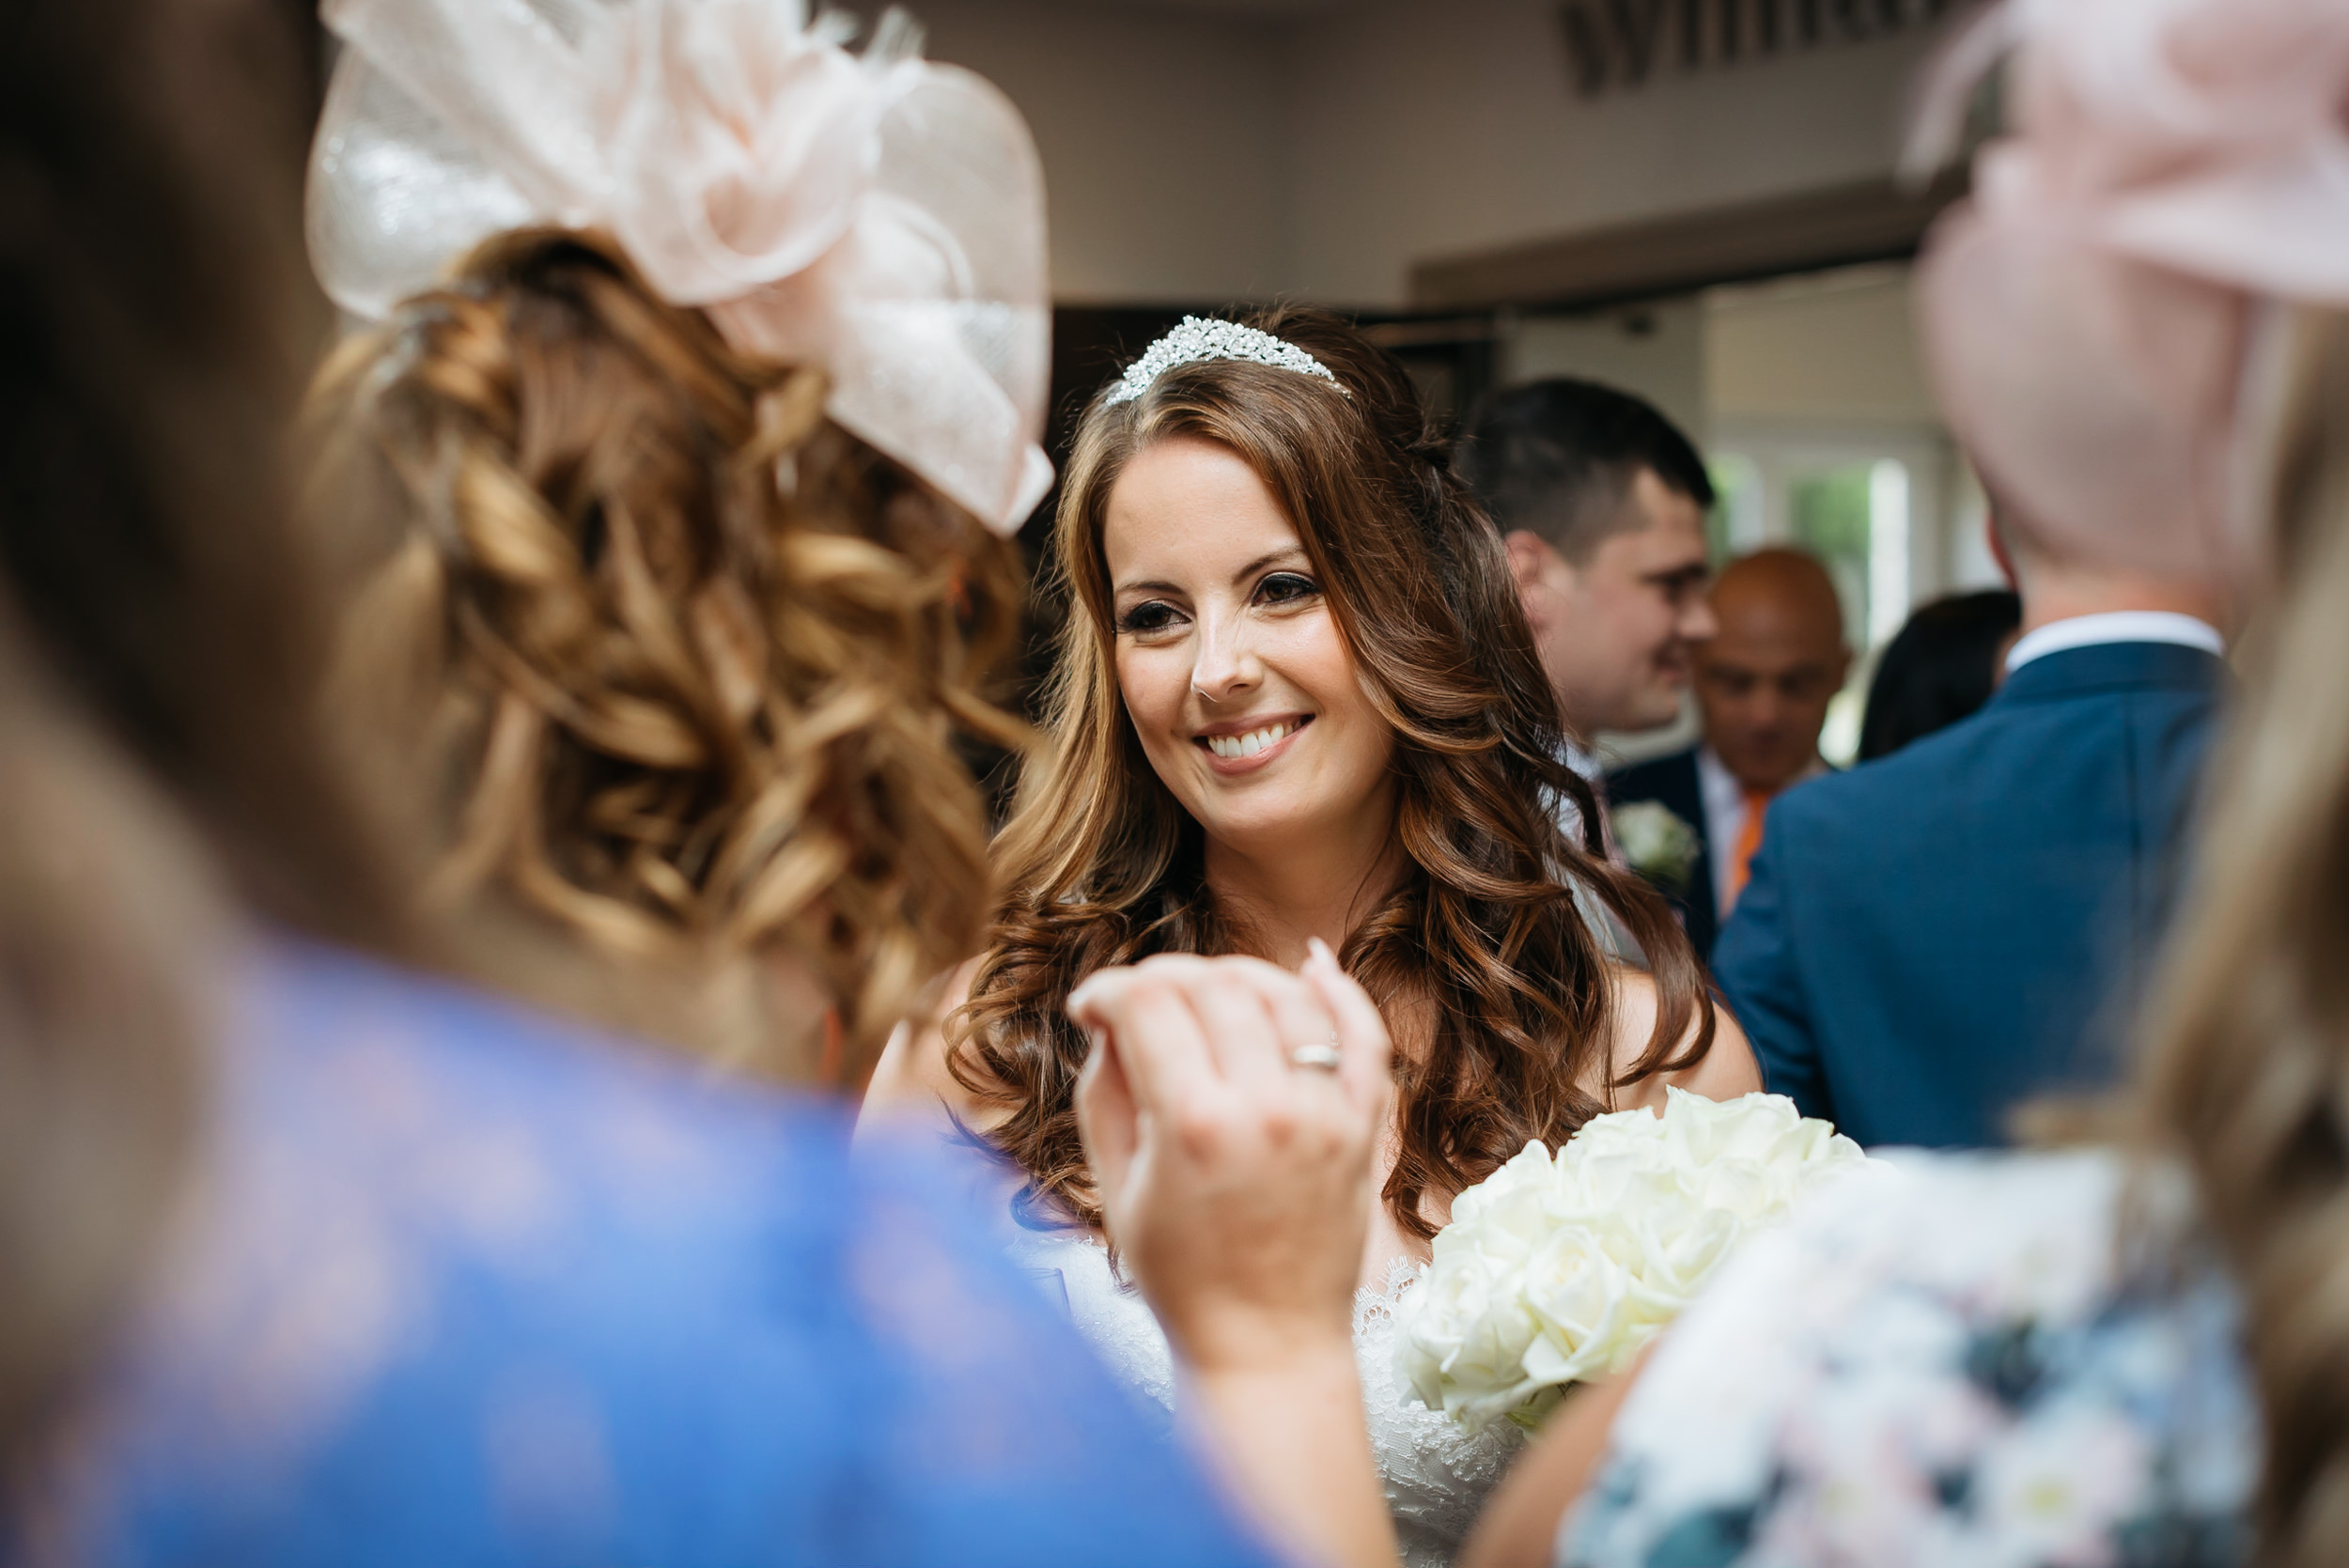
[1910,0,2349,577]
[307,0,1054,534]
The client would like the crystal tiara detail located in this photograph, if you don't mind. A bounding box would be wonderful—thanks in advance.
[1104,317,1349,406]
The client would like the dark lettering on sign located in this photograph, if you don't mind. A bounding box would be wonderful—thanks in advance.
[1559,0,1667,90]
[1559,0,1945,94]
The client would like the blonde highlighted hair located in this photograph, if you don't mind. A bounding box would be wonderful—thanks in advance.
[307,229,1025,1076]
[2132,309,2349,1567]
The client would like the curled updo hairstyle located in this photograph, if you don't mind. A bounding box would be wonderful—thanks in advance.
[956,305,1715,1236]
[308,229,1025,1075]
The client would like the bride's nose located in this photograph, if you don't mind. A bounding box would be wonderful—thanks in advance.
[1190,609,1263,703]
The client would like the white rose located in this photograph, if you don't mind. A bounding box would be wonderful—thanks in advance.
[1613,1199,1744,1306]
[1562,1104,1672,1160]
[1659,1083,1803,1161]
[1447,1139,1563,1247]
[1393,1234,1543,1421]
[1517,1221,1643,1384]
[1657,1088,1865,1218]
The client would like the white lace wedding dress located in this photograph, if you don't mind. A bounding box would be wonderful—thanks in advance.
[1007,1228,1525,1568]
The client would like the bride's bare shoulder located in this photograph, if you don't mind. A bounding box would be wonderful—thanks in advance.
[1602,963,1761,1111]
[854,955,1010,1140]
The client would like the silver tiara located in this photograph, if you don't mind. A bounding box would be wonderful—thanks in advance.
[1103,317,1349,406]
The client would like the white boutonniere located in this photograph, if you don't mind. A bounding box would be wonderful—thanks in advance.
[1611,800,1701,893]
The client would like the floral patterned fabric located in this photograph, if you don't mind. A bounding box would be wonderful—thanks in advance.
[1558,1150,2257,1568]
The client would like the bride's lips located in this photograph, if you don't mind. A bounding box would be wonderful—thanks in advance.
[1193,713,1313,775]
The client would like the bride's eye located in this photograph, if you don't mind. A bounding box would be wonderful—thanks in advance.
[1116,599,1185,636]
[1255,571,1320,607]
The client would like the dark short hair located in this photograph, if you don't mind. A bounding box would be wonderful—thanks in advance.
[1455,378,1715,563]
[1857,589,2023,762]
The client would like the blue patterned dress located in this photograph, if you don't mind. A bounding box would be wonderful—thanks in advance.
[61,939,1276,1568]
[1558,1151,2256,1568]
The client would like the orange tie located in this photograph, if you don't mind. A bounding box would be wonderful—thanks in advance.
[1726,787,1773,911]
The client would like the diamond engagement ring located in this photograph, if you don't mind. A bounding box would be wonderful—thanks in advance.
[1288,1040,1343,1072]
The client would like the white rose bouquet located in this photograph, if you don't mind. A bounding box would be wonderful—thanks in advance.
[1392,1088,1868,1432]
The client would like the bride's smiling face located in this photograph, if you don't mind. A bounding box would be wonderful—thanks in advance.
[1102,435,1395,854]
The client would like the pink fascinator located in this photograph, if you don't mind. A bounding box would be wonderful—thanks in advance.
[1911,0,2349,577]
[307,0,1054,536]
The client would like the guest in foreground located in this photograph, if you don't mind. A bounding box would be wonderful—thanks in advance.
[1455,380,1719,819]
[309,221,1032,1076]
[1455,4,2346,1560]
[1607,549,1847,958]
[862,307,1756,1566]
[305,1,1054,1075]
[1856,585,2022,760]
[0,1,1405,1563]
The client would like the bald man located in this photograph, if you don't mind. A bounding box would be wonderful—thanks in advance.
[1607,550,1848,957]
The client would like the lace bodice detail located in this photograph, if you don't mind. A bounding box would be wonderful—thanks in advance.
[1008,1234,1524,1568]
[1355,1258,1529,1565]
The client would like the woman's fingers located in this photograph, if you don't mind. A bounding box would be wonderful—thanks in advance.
[1074,1026,1138,1220]
[1178,955,1305,1090]
[1067,961,1221,1121]
[1304,937,1393,1117]
[1076,950,1376,1107]
[1256,958,1348,1082]
[1071,951,1378,1191]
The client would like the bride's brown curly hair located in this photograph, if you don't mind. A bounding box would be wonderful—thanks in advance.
[954,304,1716,1237]
[306,229,1025,1077]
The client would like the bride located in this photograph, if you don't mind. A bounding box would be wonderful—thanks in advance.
[860,307,1758,1566]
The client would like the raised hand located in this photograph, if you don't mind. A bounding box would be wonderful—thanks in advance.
[1068,939,1397,1568]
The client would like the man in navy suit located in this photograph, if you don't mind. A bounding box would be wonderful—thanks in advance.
[1712,512,2230,1148]
[1609,550,1850,959]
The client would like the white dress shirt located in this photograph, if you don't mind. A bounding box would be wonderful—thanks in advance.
[1555,740,1613,858]
[2004,610,2224,674]
[1553,740,1641,961]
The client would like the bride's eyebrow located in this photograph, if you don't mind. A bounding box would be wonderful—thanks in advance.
[1231,548,1309,583]
[1114,548,1308,598]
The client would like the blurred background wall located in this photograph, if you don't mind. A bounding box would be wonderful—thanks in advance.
[918,0,1999,759]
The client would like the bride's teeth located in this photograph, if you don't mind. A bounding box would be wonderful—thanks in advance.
[1207,720,1298,759]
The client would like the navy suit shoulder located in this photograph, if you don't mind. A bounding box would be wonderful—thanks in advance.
[1605,745,1717,959]
[1714,642,2224,1149]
